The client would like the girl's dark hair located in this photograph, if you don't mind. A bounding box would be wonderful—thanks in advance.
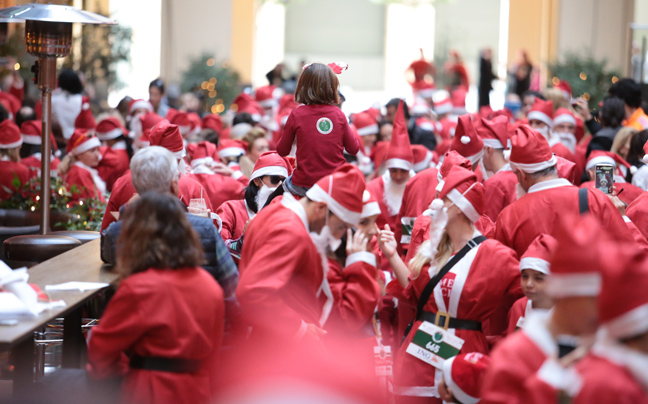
[149,78,165,93]
[20,143,41,159]
[295,63,340,105]
[116,191,204,277]
[57,69,83,95]
[116,134,134,160]
[626,129,648,167]
[600,96,625,128]
[244,180,261,213]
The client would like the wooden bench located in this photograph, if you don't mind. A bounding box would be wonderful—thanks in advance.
[0,239,119,394]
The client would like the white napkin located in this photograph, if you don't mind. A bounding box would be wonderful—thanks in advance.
[45,281,109,292]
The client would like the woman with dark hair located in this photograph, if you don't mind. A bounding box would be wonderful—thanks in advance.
[51,69,84,139]
[587,96,626,156]
[87,191,225,404]
[95,116,133,191]
[148,78,169,118]
[629,130,648,190]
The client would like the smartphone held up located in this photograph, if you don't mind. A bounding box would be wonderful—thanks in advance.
[595,164,614,194]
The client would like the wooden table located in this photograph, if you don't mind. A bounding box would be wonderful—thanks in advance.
[0,239,119,393]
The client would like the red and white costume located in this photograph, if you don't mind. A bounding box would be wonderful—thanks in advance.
[0,121,30,200]
[96,117,130,192]
[442,353,491,404]
[19,120,60,177]
[64,130,106,203]
[627,191,648,240]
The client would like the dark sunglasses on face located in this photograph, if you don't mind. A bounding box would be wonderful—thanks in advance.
[268,176,285,185]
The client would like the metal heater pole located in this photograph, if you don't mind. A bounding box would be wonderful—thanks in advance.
[38,57,57,234]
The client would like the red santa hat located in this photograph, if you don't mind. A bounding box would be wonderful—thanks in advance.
[520,234,557,275]
[554,80,572,101]
[438,166,484,223]
[508,125,557,173]
[384,100,414,171]
[546,213,606,298]
[20,120,43,145]
[642,139,648,165]
[129,99,154,115]
[202,114,223,133]
[218,139,247,159]
[168,111,192,137]
[327,62,349,74]
[250,151,290,181]
[586,150,636,175]
[0,120,22,149]
[353,111,379,136]
[436,150,472,192]
[412,145,434,172]
[186,141,217,168]
[140,111,164,132]
[361,188,381,219]
[555,155,577,183]
[434,98,453,115]
[0,92,20,119]
[96,117,126,141]
[140,129,151,148]
[442,353,490,404]
[527,99,554,127]
[165,108,179,123]
[66,129,101,156]
[370,140,390,168]
[305,163,366,225]
[552,108,576,127]
[187,112,202,135]
[255,85,281,108]
[450,115,484,166]
[451,88,468,114]
[598,247,648,340]
[366,102,382,121]
[149,121,185,158]
[74,97,96,131]
[232,93,264,121]
[478,115,510,150]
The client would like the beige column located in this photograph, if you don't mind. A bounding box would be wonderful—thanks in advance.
[230,0,257,84]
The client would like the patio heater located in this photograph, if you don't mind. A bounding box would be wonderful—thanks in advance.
[0,3,114,234]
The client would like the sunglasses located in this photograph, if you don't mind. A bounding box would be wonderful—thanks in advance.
[268,176,285,185]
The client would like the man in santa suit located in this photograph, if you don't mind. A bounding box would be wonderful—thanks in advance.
[482,213,608,404]
[352,111,379,176]
[100,121,212,232]
[367,100,414,234]
[494,125,633,257]
[480,115,516,221]
[527,99,575,163]
[236,164,366,344]
[448,114,485,182]
[580,150,644,204]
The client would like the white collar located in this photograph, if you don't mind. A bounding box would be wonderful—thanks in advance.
[281,193,309,231]
[191,165,213,175]
[29,153,55,162]
[496,163,512,173]
[111,140,127,150]
[0,155,11,162]
[522,311,558,357]
[527,178,572,194]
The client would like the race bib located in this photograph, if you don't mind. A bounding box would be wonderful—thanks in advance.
[406,321,465,369]
[373,345,393,377]
[400,217,416,244]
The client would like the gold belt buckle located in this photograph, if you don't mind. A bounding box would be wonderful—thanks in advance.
[434,311,450,330]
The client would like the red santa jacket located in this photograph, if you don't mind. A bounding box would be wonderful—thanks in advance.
[0,159,30,200]
[627,192,648,241]
[483,164,518,221]
[216,199,253,241]
[393,234,522,399]
[188,167,245,212]
[21,153,60,177]
[87,267,224,404]
[579,180,644,205]
[550,142,576,163]
[97,143,130,192]
[495,178,634,257]
[506,296,530,336]
[100,171,212,232]
[64,163,106,203]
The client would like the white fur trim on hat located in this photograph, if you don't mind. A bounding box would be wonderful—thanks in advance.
[73,136,101,155]
[173,148,186,159]
[250,165,289,181]
[414,151,434,172]
[97,127,123,141]
[435,102,452,115]
[345,251,376,267]
[417,88,435,98]
[356,124,379,136]
[482,138,505,149]
[306,184,362,225]
[603,302,648,340]
[520,257,550,275]
[585,156,615,171]
[553,114,576,127]
[218,147,246,159]
[465,149,485,166]
[190,157,214,168]
[178,125,191,136]
[361,201,381,219]
[528,110,553,128]
[130,100,153,113]
[0,138,23,149]
[509,155,557,173]
[643,155,648,165]
[442,356,480,404]
[385,158,414,171]
[21,134,41,145]
[546,273,601,298]
[447,187,480,223]
[258,98,278,108]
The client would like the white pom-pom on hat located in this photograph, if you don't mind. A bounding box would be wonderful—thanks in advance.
[430,198,444,210]
[82,103,90,111]
[362,190,370,203]
[503,149,511,162]
[461,136,471,144]
[643,155,648,165]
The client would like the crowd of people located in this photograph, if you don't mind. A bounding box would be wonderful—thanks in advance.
[2,53,648,404]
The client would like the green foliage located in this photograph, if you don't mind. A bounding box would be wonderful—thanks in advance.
[0,27,37,87]
[180,53,241,114]
[548,51,621,108]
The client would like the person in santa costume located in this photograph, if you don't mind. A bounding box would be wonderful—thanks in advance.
[367,100,414,235]
[407,49,436,100]
[277,63,360,196]
[527,99,576,163]
[216,150,290,253]
[216,139,249,185]
[95,116,132,192]
[438,352,490,404]
[352,110,379,176]
[130,111,163,151]
[391,166,522,404]
[494,125,633,257]
[448,114,485,182]
[59,129,106,203]
[0,120,31,200]
[481,213,608,404]
[99,121,212,232]
[552,107,578,154]
[506,234,556,335]
[580,150,643,204]
[19,120,60,177]
[236,163,365,345]
[480,115,516,220]
[73,96,96,133]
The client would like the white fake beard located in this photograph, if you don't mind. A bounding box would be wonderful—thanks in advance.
[309,225,341,254]
[536,126,550,140]
[383,172,408,215]
[129,112,144,136]
[254,185,277,211]
[554,131,577,154]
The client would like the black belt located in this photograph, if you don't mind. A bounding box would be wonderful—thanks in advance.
[129,355,202,374]
[420,311,482,331]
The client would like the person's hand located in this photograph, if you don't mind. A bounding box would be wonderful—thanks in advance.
[377,224,397,259]
[346,229,368,256]
[573,97,592,121]
[437,377,454,402]
[210,162,234,177]
[607,194,626,216]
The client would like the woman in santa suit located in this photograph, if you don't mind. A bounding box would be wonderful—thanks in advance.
[96,116,133,192]
[0,120,31,200]
[19,120,61,177]
[391,166,522,404]
[87,192,224,404]
[59,129,106,203]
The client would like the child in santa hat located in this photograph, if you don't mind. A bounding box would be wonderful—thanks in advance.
[438,352,490,404]
[277,63,360,196]
[0,120,31,200]
[59,129,106,202]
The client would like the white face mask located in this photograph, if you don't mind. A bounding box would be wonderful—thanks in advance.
[255,185,277,211]
[553,131,577,153]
